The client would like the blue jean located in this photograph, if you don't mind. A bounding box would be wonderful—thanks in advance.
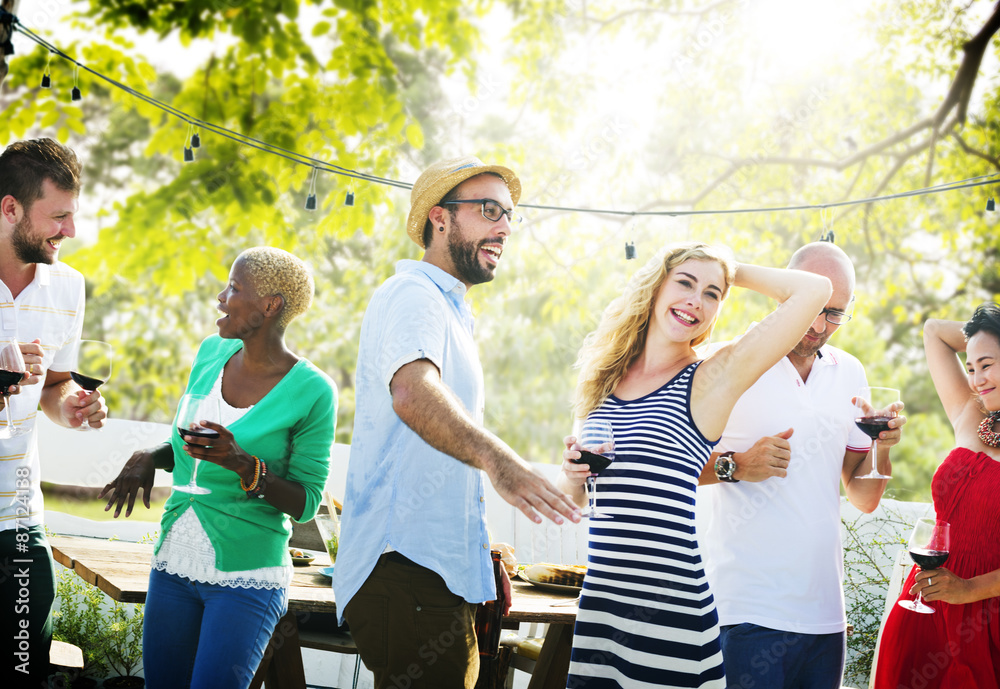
[719,623,846,689]
[143,568,288,689]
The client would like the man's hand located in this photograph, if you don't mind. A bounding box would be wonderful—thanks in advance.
[487,457,582,526]
[17,339,45,389]
[63,388,107,428]
[734,428,794,481]
[876,401,907,450]
[99,449,158,518]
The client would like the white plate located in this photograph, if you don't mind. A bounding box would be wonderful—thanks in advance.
[518,564,584,593]
[289,548,321,566]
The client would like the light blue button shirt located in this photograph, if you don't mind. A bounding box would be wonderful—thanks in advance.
[334,261,492,622]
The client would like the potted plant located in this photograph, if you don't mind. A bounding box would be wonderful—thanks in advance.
[100,599,144,688]
[51,567,109,689]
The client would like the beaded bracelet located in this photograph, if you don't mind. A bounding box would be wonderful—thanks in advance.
[246,460,269,499]
[240,456,261,492]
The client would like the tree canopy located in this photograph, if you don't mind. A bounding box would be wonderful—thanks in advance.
[1,0,998,503]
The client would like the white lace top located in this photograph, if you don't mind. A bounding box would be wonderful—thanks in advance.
[153,370,293,590]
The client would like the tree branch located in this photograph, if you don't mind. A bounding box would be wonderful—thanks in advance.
[950,130,1000,171]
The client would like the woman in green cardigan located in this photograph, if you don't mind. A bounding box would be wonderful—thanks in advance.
[100,247,337,689]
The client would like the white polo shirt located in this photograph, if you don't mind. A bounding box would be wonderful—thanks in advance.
[700,343,870,634]
[0,262,85,532]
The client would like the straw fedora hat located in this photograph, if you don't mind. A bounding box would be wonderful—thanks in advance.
[406,156,521,248]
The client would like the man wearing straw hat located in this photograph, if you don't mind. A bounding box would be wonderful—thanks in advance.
[335,156,581,688]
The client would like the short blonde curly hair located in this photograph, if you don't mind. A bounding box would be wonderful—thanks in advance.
[238,247,314,329]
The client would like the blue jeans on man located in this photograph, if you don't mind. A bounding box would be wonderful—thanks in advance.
[720,623,846,689]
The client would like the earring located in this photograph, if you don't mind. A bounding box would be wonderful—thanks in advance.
[438,226,445,232]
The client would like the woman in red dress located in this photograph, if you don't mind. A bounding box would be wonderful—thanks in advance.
[873,303,1000,689]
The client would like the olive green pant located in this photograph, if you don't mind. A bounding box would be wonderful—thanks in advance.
[344,552,478,689]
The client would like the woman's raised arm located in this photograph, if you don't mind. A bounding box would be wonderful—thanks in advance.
[692,264,831,440]
[923,318,974,428]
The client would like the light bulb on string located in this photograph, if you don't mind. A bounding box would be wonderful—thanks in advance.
[183,123,195,162]
[40,51,53,89]
[191,130,201,149]
[70,64,81,101]
[988,197,996,212]
[345,190,355,206]
[305,167,319,211]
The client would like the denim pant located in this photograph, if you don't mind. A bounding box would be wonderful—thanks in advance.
[0,525,55,689]
[720,623,846,689]
[143,567,288,689]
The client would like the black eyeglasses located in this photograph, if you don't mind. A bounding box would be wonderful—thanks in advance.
[820,307,852,325]
[441,198,523,225]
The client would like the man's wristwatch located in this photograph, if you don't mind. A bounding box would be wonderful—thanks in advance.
[714,451,739,483]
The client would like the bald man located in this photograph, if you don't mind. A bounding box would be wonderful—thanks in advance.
[699,242,907,689]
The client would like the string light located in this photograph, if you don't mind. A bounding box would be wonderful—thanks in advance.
[191,129,201,149]
[183,123,195,162]
[305,167,319,211]
[4,6,1000,226]
[988,197,996,212]
[70,63,81,101]
[40,50,52,88]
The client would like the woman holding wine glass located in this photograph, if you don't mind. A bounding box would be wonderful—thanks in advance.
[557,242,832,688]
[872,303,1000,689]
[99,247,337,689]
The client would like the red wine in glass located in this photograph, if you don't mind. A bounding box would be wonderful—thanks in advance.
[573,449,613,474]
[854,386,898,479]
[174,393,221,495]
[71,372,106,390]
[899,518,950,614]
[577,418,615,519]
[0,369,23,395]
[177,426,220,441]
[855,416,893,439]
[909,548,949,570]
[73,340,113,431]
[0,338,26,439]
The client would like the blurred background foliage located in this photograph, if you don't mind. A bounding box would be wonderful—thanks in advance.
[1,0,998,503]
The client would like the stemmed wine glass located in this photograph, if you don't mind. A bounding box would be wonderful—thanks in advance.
[574,417,615,519]
[898,518,950,614]
[174,393,221,495]
[854,386,899,479]
[0,337,27,439]
[72,340,113,431]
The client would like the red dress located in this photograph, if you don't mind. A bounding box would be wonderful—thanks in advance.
[873,447,1000,689]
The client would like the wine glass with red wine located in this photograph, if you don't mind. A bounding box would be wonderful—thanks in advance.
[174,393,221,495]
[853,386,899,479]
[72,340,113,431]
[898,518,950,614]
[0,337,26,439]
[573,417,615,519]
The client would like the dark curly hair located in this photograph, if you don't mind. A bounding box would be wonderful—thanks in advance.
[963,302,1000,343]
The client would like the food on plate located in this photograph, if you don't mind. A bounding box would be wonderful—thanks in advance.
[290,549,304,558]
[529,563,586,588]
[491,542,517,577]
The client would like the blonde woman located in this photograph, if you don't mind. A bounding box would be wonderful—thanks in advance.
[559,242,831,688]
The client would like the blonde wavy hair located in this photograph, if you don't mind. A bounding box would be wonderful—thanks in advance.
[573,242,736,419]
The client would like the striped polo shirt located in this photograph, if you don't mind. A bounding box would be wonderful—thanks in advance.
[0,262,85,531]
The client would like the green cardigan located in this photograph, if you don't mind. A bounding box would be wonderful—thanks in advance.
[155,335,337,572]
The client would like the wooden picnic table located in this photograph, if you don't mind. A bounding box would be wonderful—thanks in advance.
[50,535,576,689]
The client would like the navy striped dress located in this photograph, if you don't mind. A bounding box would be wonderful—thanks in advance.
[566,362,726,689]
